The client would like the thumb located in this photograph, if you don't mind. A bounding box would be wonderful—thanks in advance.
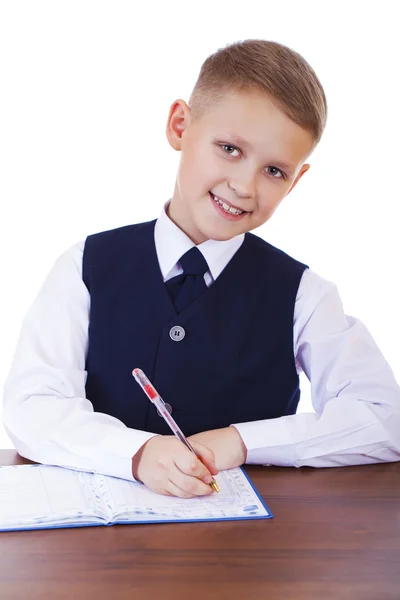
[190,441,219,476]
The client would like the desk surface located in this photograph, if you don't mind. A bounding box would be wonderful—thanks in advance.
[0,451,399,600]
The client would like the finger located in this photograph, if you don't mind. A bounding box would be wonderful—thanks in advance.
[174,450,213,482]
[169,471,213,497]
[189,442,219,476]
[166,479,200,499]
[144,479,193,498]
[198,455,219,477]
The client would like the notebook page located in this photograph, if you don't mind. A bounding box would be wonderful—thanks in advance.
[101,467,270,522]
[0,465,107,529]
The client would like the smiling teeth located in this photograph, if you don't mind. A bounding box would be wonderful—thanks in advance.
[212,194,244,215]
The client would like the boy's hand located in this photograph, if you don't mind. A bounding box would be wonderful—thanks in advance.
[188,426,247,471]
[131,435,219,498]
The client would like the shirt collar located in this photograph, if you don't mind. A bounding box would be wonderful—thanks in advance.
[154,201,245,281]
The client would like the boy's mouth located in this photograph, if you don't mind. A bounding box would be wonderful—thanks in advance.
[209,192,247,216]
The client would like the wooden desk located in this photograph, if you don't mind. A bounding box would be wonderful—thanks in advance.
[0,450,399,600]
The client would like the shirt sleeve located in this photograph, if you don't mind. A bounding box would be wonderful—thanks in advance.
[232,268,400,467]
[2,242,157,481]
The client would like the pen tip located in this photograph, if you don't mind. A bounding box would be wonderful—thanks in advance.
[211,479,220,493]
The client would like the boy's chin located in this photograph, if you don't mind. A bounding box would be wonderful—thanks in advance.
[210,231,239,241]
[200,223,244,242]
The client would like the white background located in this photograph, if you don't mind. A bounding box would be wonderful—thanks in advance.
[1,0,399,448]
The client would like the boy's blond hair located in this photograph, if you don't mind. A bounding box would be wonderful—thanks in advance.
[189,39,327,147]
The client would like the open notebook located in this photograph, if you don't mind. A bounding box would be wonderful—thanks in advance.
[0,464,272,531]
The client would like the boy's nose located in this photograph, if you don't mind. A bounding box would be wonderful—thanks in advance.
[228,175,256,200]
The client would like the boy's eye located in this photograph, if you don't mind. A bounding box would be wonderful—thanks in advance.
[220,144,240,157]
[267,166,284,179]
[219,143,286,180]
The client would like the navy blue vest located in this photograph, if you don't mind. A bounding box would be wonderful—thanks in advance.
[82,220,308,436]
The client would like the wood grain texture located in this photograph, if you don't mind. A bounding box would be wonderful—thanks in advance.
[1,451,399,600]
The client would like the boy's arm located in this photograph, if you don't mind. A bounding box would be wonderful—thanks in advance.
[190,269,400,469]
[2,242,157,481]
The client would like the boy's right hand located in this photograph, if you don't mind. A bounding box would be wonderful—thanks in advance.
[131,435,218,498]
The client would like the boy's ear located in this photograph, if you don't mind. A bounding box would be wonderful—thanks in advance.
[286,164,310,196]
[166,99,190,151]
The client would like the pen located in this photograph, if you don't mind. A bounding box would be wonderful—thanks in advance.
[132,368,220,493]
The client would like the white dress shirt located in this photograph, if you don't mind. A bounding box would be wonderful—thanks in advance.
[2,204,400,481]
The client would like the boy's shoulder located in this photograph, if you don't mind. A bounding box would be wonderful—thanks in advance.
[245,231,308,273]
[82,219,157,273]
[86,219,156,245]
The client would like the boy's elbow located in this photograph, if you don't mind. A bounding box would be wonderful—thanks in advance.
[373,405,400,461]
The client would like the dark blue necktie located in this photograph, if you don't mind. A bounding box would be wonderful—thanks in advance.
[166,247,209,313]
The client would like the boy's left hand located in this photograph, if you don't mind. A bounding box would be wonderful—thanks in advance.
[188,426,247,471]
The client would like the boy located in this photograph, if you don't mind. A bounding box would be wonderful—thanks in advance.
[3,40,400,499]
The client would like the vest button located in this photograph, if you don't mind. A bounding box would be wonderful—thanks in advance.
[169,325,185,341]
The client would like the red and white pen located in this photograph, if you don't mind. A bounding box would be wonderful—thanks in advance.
[132,368,219,493]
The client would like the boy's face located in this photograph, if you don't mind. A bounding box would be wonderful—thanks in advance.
[166,89,314,244]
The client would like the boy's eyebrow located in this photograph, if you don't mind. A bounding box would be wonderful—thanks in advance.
[225,133,296,175]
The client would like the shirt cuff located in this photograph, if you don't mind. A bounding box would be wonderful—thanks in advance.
[231,418,296,467]
[100,428,159,481]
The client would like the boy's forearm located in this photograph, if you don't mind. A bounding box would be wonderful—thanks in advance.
[188,426,247,471]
